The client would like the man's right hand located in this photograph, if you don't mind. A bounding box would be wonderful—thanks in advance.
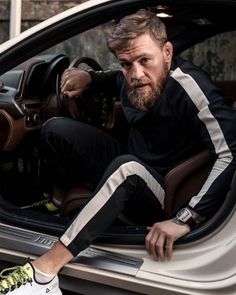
[60,68,92,98]
[145,219,190,261]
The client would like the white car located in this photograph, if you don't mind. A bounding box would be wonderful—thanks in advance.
[0,0,235,294]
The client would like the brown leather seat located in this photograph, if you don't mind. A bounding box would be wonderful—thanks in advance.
[60,150,214,223]
[163,150,213,218]
[60,185,92,216]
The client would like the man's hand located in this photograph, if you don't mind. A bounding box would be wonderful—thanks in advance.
[60,68,92,98]
[145,219,190,261]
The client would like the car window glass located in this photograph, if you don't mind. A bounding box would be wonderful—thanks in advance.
[43,26,236,82]
[42,21,120,71]
[180,31,236,81]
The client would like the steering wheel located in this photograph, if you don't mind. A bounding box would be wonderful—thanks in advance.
[56,56,115,129]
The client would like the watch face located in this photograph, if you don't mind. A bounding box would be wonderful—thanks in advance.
[176,208,193,223]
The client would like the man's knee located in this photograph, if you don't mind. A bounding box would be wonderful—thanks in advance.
[41,117,87,145]
[110,154,144,176]
[111,154,163,185]
[41,117,66,143]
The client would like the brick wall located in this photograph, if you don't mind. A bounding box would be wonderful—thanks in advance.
[0,0,10,44]
[0,0,86,44]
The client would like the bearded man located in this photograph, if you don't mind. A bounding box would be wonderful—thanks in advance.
[1,9,236,295]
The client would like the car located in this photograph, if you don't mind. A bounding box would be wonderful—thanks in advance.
[0,0,236,294]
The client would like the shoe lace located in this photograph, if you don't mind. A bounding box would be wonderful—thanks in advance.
[31,197,50,208]
[0,266,32,294]
[29,192,51,208]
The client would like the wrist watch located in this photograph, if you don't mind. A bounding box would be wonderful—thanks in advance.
[172,207,204,230]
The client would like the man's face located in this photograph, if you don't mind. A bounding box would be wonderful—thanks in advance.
[116,33,173,111]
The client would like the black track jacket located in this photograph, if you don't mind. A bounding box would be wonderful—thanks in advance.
[89,56,236,217]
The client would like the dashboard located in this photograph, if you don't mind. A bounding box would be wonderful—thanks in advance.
[0,54,70,150]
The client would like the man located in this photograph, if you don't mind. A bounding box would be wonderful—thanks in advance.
[0,9,236,295]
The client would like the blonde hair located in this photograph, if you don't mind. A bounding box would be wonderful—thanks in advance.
[108,9,167,53]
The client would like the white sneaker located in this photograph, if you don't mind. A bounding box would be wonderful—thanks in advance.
[0,262,62,294]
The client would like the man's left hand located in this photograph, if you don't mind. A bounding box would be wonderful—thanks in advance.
[145,219,190,261]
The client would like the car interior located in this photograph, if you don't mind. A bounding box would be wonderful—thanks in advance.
[0,1,236,247]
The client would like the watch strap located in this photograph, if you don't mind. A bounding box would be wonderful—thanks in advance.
[173,207,204,230]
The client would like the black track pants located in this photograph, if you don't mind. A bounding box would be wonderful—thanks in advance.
[41,117,127,189]
[41,117,165,256]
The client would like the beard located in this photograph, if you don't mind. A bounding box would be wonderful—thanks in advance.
[127,83,162,111]
[127,63,169,112]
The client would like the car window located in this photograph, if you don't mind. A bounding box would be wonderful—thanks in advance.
[44,26,236,81]
[180,31,236,81]
[43,21,120,71]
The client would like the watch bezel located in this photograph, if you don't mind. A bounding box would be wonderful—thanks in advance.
[176,207,193,223]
